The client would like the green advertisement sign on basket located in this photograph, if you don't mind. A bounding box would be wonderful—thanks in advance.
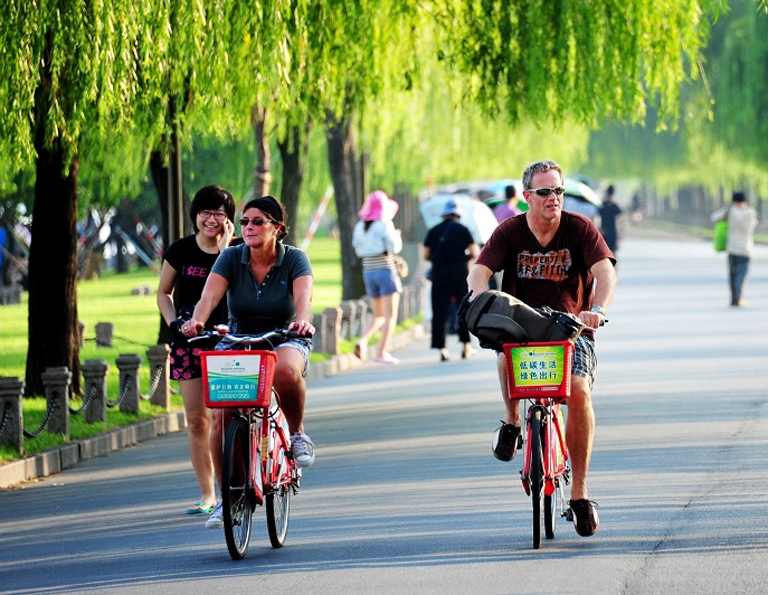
[503,341,574,399]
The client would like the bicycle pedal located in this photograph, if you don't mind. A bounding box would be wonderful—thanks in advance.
[563,508,574,522]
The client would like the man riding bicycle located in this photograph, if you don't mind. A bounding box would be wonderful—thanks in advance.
[466,160,617,537]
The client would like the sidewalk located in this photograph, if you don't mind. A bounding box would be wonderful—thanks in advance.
[0,322,429,489]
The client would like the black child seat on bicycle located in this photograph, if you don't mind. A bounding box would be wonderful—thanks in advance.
[458,290,585,351]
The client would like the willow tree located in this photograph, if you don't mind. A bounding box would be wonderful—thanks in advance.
[290,0,423,300]
[0,2,167,396]
[437,0,722,126]
[695,0,768,175]
[0,1,251,395]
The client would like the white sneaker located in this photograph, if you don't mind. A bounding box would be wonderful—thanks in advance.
[205,500,223,529]
[291,432,315,468]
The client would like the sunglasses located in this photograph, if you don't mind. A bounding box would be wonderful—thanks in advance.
[198,210,227,220]
[528,186,566,197]
[239,216,276,227]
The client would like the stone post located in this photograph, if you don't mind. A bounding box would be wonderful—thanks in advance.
[351,299,369,336]
[41,366,72,438]
[338,300,356,341]
[0,376,24,452]
[311,313,324,353]
[81,359,109,424]
[116,354,142,415]
[146,344,171,411]
[322,307,342,355]
[95,322,114,347]
[399,287,410,321]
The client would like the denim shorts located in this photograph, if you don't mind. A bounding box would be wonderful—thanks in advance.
[363,268,402,298]
[571,334,597,389]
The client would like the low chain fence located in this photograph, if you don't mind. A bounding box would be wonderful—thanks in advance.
[0,278,427,456]
[0,343,172,454]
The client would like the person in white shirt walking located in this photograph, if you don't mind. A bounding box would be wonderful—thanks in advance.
[352,190,403,364]
[712,191,758,307]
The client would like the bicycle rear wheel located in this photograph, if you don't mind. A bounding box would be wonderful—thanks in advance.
[222,416,253,560]
[530,407,544,549]
[266,484,292,548]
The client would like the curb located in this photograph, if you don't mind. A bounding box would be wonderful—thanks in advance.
[0,323,427,490]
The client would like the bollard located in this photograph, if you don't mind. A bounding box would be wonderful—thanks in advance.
[81,359,109,423]
[311,313,324,353]
[400,287,411,322]
[0,376,24,453]
[41,366,72,438]
[78,321,86,347]
[351,299,369,336]
[146,344,171,412]
[95,322,114,347]
[322,307,342,355]
[116,354,142,415]
[339,301,356,342]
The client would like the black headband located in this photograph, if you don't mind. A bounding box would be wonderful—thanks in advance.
[244,195,283,223]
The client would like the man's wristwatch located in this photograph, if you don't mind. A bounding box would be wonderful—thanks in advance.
[590,305,606,315]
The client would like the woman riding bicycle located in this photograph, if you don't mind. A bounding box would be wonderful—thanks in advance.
[182,195,316,528]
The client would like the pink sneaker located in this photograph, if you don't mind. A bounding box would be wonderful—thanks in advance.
[374,353,400,365]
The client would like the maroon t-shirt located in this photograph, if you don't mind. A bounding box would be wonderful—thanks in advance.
[476,211,615,316]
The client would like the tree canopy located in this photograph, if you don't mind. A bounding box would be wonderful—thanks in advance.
[0,0,737,394]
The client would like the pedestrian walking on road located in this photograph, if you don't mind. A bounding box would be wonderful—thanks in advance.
[424,198,479,361]
[599,184,623,253]
[711,191,758,307]
[352,190,404,365]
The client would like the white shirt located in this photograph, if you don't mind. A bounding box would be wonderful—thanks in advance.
[726,205,758,257]
[352,220,402,257]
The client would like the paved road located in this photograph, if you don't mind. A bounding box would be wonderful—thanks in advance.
[1,233,767,595]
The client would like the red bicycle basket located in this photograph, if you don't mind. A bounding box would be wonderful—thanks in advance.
[503,341,573,400]
[201,350,277,408]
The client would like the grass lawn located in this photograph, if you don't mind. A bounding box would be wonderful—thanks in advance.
[0,235,344,462]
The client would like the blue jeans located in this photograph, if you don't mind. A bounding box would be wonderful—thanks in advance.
[728,254,750,304]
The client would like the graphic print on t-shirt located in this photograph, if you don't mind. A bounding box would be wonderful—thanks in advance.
[517,249,572,282]
[182,264,211,279]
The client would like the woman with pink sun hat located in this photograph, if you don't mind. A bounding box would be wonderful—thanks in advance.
[352,190,403,364]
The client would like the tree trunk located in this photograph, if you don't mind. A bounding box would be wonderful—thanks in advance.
[150,149,170,252]
[150,148,174,345]
[167,95,185,244]
[277,122,311,246]
[26,85,81,396]
[326,110,365,300]
[250,105,272,208]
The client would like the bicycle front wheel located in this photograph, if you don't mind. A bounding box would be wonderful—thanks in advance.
[529,407,544,550]
[222,416,253,560]
[266,484,292,548]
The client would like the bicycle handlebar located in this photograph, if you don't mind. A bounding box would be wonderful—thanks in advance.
[188,325,309,350]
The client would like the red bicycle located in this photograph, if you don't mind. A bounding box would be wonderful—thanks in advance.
[504,340,573,549]
[193,327,304,560]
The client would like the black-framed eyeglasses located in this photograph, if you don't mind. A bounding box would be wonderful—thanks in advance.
[239,216,275,227]
[527,186,565,197]
[198,210,227,220]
